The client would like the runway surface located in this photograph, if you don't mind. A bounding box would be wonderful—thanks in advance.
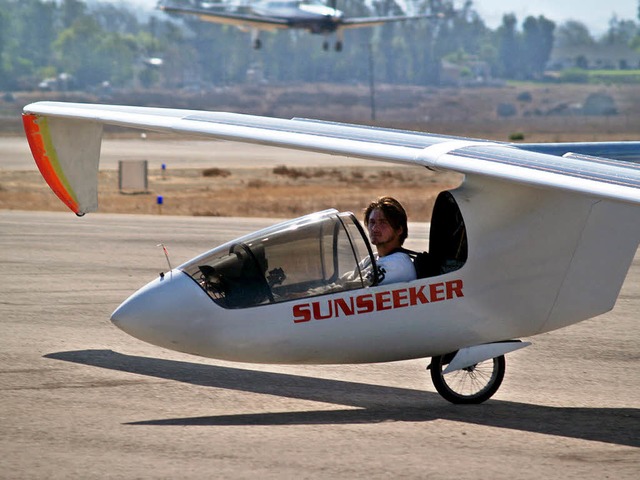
[1,210,638,479]
[0,136,374,171]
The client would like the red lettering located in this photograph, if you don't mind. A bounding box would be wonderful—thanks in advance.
[334,297,355,317]
[293,304,311,323]
[356,294,374,314]
[392,288,409,308]
[375,291,392,311]
[312,301,333,320]
[429,282,445,302]
[294,279,464,323]
[446,280,464,299]
[409,286,429,305]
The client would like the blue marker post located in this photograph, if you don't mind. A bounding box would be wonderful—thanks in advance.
[157,195,163,215]
[161,163,166,180]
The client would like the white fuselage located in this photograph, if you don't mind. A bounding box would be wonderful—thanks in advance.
[250,1,343,32]
[111,180,640,365]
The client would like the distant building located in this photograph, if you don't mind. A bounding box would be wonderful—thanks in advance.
[548,44,640,70]
[440,59,492,86]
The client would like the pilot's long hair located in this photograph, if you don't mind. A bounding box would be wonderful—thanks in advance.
[363,196,409,245]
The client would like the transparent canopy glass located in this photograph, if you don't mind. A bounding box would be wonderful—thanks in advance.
[181,210,376,309]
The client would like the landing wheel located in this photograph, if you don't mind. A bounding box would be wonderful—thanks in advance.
[335,41,343,52]
[253,38,262,49]
[322,41,329,51]
[429,354,505,404]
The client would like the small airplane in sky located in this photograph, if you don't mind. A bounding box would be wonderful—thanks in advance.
[22,101,640,404]
[158,0,445,51]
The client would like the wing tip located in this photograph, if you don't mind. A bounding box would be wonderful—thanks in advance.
[22,113,82,215]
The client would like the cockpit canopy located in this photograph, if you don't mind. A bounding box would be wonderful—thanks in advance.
[181,209,376,309]
[181,192,468,310]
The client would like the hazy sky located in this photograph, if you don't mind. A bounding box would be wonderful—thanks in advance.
[474,0,636,34]
[122,0,636,35]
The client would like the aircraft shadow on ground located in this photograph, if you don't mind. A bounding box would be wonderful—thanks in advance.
[44,350,639,448]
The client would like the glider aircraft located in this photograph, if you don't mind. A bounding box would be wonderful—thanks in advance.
[22,101,640,404]
[158,0,444,51]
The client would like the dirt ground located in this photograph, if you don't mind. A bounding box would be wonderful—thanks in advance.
[0,161,462,221]
[1,211,638,479]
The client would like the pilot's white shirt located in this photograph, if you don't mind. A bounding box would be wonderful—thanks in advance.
[361,251,417,285]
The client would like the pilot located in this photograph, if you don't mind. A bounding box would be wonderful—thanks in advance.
[362,196,417,285]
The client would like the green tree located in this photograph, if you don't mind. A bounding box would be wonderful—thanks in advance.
[0,0,607,91]
[0,7,6,89]
[601,16,638,46]
[59,0,88,29]
[496,13,519,78]
[522,16,555,78]
[372,0,405,83]
[93,3,141,35]
[555,20,595,48]
[54,15,137,88]
[0,0,57,89]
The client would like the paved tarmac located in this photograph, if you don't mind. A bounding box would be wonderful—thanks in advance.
[0,136,373,171]
[0,210,638,479]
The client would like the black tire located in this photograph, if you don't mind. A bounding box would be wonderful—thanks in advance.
[430,354,505,404]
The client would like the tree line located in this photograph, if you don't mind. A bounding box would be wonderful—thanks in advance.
[0,0,638,91]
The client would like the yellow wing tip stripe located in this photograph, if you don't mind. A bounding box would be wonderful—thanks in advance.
[36,116,80,205]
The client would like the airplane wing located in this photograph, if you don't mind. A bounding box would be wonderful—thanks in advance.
[518,141,640,162]
[340,13,441,29]
[160,4,290,30]
[22,102,640,215]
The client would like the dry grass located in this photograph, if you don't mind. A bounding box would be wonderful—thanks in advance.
[0,166,462,221]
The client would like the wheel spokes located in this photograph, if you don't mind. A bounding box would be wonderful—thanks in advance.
[446,360,496,396]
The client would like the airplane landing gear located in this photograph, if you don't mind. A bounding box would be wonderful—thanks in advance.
[253,38,262,49]
[322,40,342,51]
[429,354,506,404]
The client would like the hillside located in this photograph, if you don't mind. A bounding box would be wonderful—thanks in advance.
[2,82,640,142]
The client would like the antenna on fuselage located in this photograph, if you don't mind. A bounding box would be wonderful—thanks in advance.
[157,243,173,279]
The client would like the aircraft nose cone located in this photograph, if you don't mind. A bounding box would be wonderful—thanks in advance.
[111,271,213,353]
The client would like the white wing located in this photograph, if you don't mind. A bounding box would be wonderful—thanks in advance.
[340,14,441,29]
[23,101,640,215]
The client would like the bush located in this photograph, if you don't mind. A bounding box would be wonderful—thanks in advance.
[583,93,617,115]
[202,168,231,177]
[273,165,309,179]
[559,69,589,84]
[516,91,532,102]
[497,103,517,117]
